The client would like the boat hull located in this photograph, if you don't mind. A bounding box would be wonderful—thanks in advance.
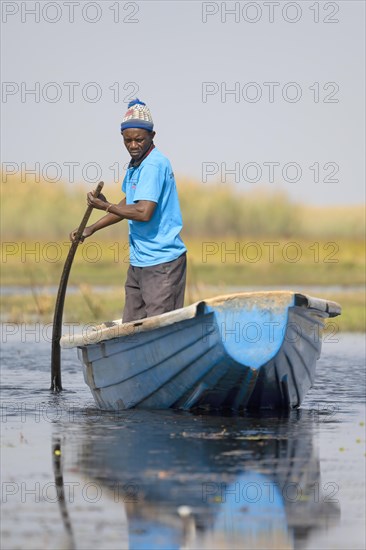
[61,292,341,411]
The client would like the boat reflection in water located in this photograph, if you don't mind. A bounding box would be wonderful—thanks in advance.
[60,409,340,549]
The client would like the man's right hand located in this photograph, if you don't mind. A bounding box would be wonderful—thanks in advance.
[69,226,94,243]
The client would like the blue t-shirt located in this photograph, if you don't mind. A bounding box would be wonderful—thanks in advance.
[122,148,187,267]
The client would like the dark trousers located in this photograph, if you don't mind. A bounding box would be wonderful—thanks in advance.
[122,253,187,323]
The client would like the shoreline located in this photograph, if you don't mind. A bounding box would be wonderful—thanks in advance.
[1,285,364,332]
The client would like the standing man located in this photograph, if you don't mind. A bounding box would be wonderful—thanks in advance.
[70,99,187,322]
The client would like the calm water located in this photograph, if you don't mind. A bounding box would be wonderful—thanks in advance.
[1,327,365,550]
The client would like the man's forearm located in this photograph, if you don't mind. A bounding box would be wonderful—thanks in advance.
[90,212,124,233]
[86,193,156,224]
[90,199,126,234]
[105,201,154,222]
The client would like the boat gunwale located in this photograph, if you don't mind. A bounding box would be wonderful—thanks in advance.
[60,290,341,349]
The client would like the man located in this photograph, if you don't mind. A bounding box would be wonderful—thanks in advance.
[70,99,187,322]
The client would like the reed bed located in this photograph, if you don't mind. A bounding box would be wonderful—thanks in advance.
[1,176,364,331]
[2,286,364,333]
[1,175,365,240]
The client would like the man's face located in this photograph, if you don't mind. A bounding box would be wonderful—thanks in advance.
[122,128,155,161]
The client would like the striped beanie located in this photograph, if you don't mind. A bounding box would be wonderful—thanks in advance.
[121,99,154,132]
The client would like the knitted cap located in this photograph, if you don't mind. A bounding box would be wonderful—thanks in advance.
[121,99,154,132]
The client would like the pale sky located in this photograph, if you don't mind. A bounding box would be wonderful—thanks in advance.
[1,0,365,205]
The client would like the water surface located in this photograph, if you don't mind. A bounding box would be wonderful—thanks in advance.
[1,328,365,549]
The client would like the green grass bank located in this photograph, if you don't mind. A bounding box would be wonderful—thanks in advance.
[1,177,365,331]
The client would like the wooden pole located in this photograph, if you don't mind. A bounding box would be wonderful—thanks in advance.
[50,181,104,391]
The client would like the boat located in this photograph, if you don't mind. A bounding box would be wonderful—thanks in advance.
[60,291,341,411]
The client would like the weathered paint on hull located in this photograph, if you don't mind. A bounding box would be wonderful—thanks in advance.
[73,293,335,412]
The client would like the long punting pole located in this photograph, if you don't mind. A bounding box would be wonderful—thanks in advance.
[50,181,104,392]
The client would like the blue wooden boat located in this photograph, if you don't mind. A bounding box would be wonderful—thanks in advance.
[60,291,341,411]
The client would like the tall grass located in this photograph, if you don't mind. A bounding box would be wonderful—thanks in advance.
[1,177,128,240]
[2,176,365,330]
[1,175,365,240]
